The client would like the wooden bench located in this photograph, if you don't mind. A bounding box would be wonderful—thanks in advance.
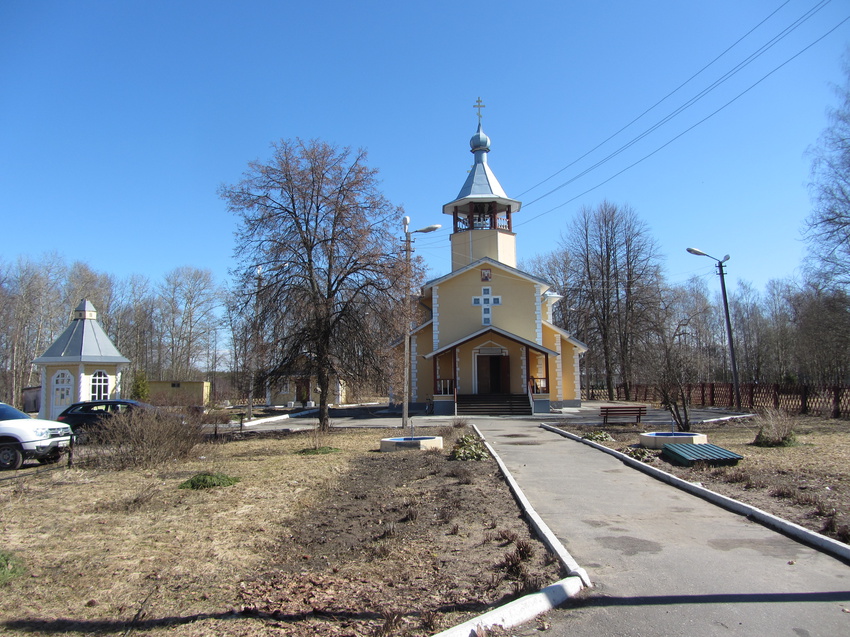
[600,405,648,424]
[661,443,743,467]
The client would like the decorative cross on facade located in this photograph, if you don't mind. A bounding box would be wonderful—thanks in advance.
[472,285,502,326]
[474,97,486,121]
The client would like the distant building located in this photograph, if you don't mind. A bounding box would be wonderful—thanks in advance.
[148,381,210,407]
[403,121,587,415]
[33,300,130,420]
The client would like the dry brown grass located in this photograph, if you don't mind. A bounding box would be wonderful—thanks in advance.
[0,431,367,634]
[0,427,560,636]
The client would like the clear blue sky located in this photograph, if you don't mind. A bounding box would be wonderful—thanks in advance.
[2,0,848,297]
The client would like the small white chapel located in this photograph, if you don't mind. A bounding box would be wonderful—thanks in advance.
[33,299,130,420]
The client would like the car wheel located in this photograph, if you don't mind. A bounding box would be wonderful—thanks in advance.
[0,444,24,471]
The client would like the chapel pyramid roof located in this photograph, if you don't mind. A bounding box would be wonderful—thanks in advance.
[34,299,130,365]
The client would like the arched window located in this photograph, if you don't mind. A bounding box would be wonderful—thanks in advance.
[91,371,109,401]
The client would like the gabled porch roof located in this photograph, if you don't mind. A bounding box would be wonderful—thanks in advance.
[423,326,560,360]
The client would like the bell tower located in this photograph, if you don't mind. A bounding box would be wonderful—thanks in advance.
[442,101,521,270]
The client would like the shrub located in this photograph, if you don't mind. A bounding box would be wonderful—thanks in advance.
[753,409,797,447]
[0,550,25,586]
[582,431,614,443]
[179,472,241,490]
[620,446,656,463]
[128,370,150,402]
[450,434,488,461]
[88,407,205,470]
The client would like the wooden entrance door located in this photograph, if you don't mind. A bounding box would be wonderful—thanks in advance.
[476,355,510,394]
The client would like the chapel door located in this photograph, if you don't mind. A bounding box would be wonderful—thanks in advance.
[51,371,73,420]
[477,356,509,394]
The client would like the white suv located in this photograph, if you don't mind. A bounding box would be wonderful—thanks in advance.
[0,403,72,470]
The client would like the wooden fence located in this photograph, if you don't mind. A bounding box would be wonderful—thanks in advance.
[583,383,850,419]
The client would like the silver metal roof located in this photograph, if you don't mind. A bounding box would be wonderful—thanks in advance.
[442,123,521,215]
[34,299,129,365]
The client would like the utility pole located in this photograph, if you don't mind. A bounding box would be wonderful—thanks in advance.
[687,248,742,410]
[402,217,440,435]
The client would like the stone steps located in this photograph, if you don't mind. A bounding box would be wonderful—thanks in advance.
[456,394,532,416]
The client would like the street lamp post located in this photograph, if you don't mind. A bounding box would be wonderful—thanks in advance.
[247,265,262,421]
[402,216,441,436]
[687,248,742,410]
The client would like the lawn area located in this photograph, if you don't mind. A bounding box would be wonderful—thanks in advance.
[0,425,559,636]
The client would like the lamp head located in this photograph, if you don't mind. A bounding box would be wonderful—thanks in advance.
[415,224,441,234]
[686,247,707,257]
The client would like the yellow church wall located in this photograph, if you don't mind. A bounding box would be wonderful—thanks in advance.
[434,267,542,348]
[411,325,435,402]
[488,273,541,342]
[450,230,517,269]
[541,327,580,402]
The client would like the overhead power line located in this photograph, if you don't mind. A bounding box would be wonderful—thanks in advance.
[517,10,850,227]
[515,0,797,199]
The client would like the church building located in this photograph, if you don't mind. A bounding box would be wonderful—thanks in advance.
[407,118,586,416]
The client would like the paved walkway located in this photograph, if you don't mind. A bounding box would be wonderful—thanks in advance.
[472,416,850,636]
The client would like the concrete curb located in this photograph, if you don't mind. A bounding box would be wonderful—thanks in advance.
[240,409,320,427]
[433,425,589,637]
[474,425,592,588]
[432,577,583,637]
[539,423,850,565]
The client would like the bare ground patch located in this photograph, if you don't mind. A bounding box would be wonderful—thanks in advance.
[555,414,850,543]
[0,426,561,636]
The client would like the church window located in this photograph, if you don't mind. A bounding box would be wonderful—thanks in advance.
[473,287,502,325]
[91,371,109,401]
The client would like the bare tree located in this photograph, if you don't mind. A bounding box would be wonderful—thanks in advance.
[562,201,661,400]
[157,267,221,380]
[63,261,117,330]
[807,58,850,287]
[0,255,65,406]
[644,283,711,431]
[789,283,850,384]
[221,138,404,431]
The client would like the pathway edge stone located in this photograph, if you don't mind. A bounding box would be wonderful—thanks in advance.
[432,577,583,637]
[433,425,589,637]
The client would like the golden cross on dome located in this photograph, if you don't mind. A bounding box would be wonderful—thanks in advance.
[473,97,486,121]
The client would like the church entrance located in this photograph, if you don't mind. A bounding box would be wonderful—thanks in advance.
[476,355,510,394]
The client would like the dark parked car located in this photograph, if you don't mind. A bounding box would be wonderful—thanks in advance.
[56,399,156,440]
